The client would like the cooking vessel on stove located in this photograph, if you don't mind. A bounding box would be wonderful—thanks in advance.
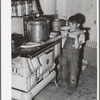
[27,18,49,42]
[52,19,66,32]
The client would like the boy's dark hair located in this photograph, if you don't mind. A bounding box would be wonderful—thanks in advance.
[68,13,85,26]
[68,15,82,25]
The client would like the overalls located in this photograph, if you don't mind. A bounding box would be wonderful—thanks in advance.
[59,35,79,90]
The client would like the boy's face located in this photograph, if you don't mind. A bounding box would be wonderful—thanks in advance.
[68,22,78,31]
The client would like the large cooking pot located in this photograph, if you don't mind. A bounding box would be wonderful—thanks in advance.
[27,18,49,42]
[35,17,51,34]
[52,19,66,32]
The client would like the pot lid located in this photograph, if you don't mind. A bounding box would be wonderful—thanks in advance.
[34,17,47,21]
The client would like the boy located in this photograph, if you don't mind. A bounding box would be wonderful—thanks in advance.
[59,14,85,95]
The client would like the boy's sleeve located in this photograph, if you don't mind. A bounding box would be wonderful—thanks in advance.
[79,34,85,44]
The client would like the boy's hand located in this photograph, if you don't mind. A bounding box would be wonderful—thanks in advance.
[74,30,86,38]
[75,32,80,38]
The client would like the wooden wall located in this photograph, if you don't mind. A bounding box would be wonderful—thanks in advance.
[56,0,97,41]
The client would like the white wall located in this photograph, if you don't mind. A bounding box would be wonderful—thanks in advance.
[56,0,97,41]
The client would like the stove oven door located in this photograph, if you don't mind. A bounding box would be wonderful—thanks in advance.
[38,47,54,75]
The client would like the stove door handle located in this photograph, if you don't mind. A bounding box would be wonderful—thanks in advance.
[44,50,53,54]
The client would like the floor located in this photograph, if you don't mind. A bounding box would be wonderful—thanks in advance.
[34,66,97,100]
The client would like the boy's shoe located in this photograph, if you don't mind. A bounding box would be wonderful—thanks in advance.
[67,83,76,95]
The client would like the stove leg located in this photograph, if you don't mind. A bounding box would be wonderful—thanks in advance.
[54,79,59,87]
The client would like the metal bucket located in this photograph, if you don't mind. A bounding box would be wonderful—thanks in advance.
[82,59,90,70]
